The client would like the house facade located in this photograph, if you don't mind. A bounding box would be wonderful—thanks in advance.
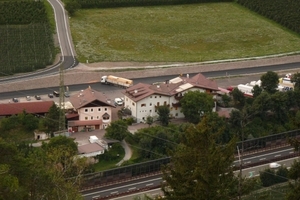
[123,73,219,123]
[67,87,115,132]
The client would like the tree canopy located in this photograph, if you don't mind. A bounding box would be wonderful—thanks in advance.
[180,90,214,124]
[161,115,237,200]
[104,119,130,141]
[157,105,170,126]
[260,71,279,94]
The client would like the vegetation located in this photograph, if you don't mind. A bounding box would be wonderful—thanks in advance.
[180,91,214,124]
[161,115,238,199]
[0,1,55,76]
[238,0,300,34]
[104,119,131,141]
[157,105,170,126]
[69,3,300,63]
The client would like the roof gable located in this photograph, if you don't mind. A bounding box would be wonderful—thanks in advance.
[0,101,54,116]
[70,87,115,109]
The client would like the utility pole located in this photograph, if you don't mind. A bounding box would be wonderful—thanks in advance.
[237,121,244,200]
[58,65,65,131]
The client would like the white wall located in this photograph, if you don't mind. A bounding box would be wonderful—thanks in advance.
[78,106,112,123]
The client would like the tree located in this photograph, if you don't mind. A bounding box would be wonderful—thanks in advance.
[252,85,263,98]
[231,88,245,109]
[105,120,130,141]
[286,160,300,200]
[157,105,170,126]
[180,91,214,124]
[260,71,279,94]
[161,115,237,200]
[145,115,154,127]
[269,92,288,123]
[42,103,60,134]
[221,94,231,107]
[44,135,78,154]
[290,72,300,91]
[65,0,81,16]
[260,168,277,187]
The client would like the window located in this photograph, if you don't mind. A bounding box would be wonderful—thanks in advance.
[98,108,101,112]
[160,96,161,98]
[150,110,152,112]
[157,102,160,106]
[175,113,178,116]
[91,116,93,120]
[150,96,152,98]
[150,103,152,106]
[84,108,88,112]
[141,103,146,107]
[132,102,135,106]
[105,108,107,111]
[164,101,167,105]
[97,116,99,119]
[85,117,88,120]
[91,108,94,112]
[155,96,157,98]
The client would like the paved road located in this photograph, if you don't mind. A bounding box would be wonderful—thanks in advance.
[81,148,299,199]
[0,0,77,84]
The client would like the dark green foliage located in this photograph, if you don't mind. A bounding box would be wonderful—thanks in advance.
[237,0,300,34]
[96,143,123,161]
[231,87,245,109]
[259,167,288,187]
[65,0,81,16]
[157,105,170,126]
[42,103,60,134]
[260,71,279,94]
[76,0,232,9]
[133,124,184,160]
[180,90,214,124]
[105,119,130,141]
[0,1,55,76]
[161,116,237,199]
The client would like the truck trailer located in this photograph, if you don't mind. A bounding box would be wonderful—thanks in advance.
[101,75,133,88]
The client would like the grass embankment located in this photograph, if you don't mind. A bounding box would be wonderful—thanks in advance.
[69,2,300,63]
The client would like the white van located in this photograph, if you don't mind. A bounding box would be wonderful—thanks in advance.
[269,162,281,169]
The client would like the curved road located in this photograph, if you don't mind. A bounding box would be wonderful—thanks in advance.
[0,0,77,83]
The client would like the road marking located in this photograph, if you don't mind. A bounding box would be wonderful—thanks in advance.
[111,191,118,194]
[82,177,162,196]
[128,187,136,190]
[259,158,266,160]
[274,154,281,157]
[290,151,295,154]
[245,161,252,164]
[233,148,295,163]
[146,183,153,186]
[92,195,100,199]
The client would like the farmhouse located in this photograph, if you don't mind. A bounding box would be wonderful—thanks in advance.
[123,73,219,123]
[67,86,115,132]
[0,101,54,118]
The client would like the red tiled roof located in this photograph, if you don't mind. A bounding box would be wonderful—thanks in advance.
[123,73,219,102]
[69,86,115,109]
[66,113,79,119]
[68,120,103,126]
[0,101,54,116]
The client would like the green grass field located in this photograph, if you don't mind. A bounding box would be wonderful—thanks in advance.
[70,2,300,63]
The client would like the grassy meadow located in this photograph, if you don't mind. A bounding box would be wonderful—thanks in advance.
[69,3,300,63]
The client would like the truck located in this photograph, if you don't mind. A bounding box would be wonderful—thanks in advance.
[101,75,133,88]
[237,84,254,97]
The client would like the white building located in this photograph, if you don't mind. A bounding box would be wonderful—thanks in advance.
[67,86,115,132]
[123,73,219,123]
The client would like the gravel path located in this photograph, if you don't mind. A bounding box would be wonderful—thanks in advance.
[1,54,300,93]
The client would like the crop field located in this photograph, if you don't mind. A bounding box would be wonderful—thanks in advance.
[0,24,54,75]
[70,2,300,63]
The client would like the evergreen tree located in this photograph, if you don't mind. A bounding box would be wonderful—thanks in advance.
[161,115,237,200]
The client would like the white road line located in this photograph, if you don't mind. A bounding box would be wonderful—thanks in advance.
[82,177,162,196]
[128,187,136,190]
[290,151,295,154]
[92,195,100,199]
[111,191,118,194]
[259,158,266,160]
[274,154,281,157]
[146,183,154,186]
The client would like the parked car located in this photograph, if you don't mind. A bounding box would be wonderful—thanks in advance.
[26,96,31,101]
[35,95,41,100]
[53,91,59,97]
[114,97,124,106]
[12,98,19,103]
[48,93,54,98]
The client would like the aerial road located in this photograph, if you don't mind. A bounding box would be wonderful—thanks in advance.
[0,0,77,84]
[81,147,298,200]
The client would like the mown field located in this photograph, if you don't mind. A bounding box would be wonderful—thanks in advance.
[69,2,300,63]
